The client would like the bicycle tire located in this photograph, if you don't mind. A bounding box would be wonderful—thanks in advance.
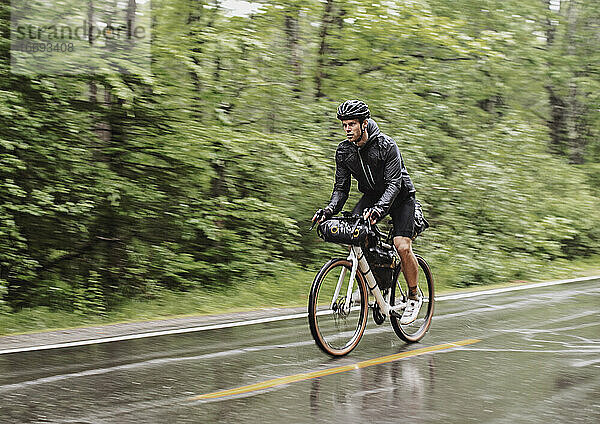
[308,258,369,356]
[390,254,434,342]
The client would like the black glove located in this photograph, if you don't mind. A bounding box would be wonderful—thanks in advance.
[363,206,384,224]
[312,207,333,224]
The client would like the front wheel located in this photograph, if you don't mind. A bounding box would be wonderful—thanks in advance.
[308,258,369,356]
[390,254,434,342]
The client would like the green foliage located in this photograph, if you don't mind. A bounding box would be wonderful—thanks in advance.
[0,0,599,316]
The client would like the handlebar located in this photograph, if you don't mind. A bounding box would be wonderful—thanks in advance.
[310,212,373,231]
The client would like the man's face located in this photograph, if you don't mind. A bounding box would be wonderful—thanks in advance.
[342,119,367,145]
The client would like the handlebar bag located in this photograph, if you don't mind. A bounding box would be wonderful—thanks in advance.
[317,217,368,246]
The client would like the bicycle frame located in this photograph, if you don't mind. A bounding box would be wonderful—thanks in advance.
[337,245,406,317]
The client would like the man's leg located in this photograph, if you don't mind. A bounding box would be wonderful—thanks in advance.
[393,236,419,297]
[389,195,422,324]
[395,236,422,324]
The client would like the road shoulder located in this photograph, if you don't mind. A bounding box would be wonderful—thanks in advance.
[0,306,306,354]
[2,275,599,354]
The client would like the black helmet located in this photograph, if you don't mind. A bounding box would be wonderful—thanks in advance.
[337,100,370,121]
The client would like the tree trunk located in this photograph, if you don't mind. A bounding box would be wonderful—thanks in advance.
[315,0,335,99]
[544,0,568,156]
[565,0,584,164]
[284,4,302,97]
[546,85,568,155]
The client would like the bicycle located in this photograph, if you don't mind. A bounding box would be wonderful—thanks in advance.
[308,213,434,356]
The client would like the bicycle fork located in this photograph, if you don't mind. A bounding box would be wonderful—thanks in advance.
[338,246,406,317]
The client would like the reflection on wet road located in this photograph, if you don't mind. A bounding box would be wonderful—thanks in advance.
[1,279,599,423]
[190,339,480,401]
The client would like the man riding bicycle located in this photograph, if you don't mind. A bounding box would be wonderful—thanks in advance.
[312,100,422,325]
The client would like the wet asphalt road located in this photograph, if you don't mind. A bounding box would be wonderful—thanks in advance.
[1,279,599,423]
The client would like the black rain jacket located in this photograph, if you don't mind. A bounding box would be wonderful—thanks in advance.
[326,119,415,215]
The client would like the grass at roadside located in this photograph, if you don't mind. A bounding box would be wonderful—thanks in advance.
[1,255,599,337]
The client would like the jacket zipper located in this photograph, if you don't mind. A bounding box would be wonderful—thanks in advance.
[366,164,376,188]
[358,150,376,190]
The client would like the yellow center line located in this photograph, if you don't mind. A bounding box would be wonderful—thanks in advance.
[188,338,480,401]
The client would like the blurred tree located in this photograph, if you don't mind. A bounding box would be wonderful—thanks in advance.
[0,0,599,313]
[544,0,600,163]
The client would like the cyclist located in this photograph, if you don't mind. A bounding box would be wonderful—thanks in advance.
[312,100,422,324]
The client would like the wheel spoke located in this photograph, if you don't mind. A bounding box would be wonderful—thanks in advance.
[308,259,368,356]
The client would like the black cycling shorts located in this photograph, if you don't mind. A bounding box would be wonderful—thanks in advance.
[351,192,415,238]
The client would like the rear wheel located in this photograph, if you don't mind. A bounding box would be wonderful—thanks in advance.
[308,258,369,356]
[390,254,434,342]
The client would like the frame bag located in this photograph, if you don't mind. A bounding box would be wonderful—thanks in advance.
[364,246,397,289]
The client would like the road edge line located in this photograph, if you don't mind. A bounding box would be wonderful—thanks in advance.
[1,275,597,355]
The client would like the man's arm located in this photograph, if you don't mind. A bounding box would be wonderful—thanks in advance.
[374,142,403,214]
[326,149,351,214]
